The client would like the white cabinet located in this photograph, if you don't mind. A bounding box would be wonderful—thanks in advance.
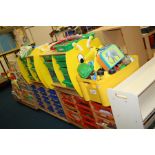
[108,57,155,128]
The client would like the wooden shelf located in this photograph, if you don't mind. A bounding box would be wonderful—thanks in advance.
[142,29,155,37]
[91,26,124,33]
[0,42,35,57]
[39,107,68,122]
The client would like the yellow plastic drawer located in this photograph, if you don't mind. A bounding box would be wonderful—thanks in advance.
[77,55,139,106]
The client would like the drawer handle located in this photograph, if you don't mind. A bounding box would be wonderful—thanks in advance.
[115,93,128,99]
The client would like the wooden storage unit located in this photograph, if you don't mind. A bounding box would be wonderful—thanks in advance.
[92,26,148,66]
[108,57,155,129]
[141,29,155,59]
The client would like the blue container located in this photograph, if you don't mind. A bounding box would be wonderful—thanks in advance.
[42,95,49,100]
[48,106,54,112]
[38,87,46,92]
[31,85,36,89]
[48,89,56,94]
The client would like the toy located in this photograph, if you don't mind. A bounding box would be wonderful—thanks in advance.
[97,44,125,71]
[77,63,94,79]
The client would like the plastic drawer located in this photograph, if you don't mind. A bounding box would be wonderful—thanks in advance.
[54,55,66,61]
[91,102,112,112]
[43,55,52,61]
[82,115,95,123]
[74,96,90,107]
[78,109,94,118]
[59,92,73,101]
[48,106,55,112]
[44,61,53,69]
[83,121,97,129]
[96,116,116,129]
[48,89,56,95]
[61,98,74,106]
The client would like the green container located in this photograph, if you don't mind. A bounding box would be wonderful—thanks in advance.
[54,40,76,52]
[52,77,59,83]
[31,67,36,72]
[57,61,67,68]
[60,67,68,74]
[44,61,53,69]
[63,80,73,88]
[29,75,34,80]
[54,55,66,61]
[43,55,52,61]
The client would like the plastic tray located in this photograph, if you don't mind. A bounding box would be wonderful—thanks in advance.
[54,40,75,52]
[57,61,67,68]
[60,67,68,74]
[54,55,66,61]
[62,80,73,88]
[44,62,53,69]
[43,55,52,61]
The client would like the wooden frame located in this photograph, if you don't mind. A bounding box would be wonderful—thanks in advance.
[92,26,148,66]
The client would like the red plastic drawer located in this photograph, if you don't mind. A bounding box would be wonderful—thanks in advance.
[77,103,92,112]
[95,111,114,120]
[78,109,94,118]
[74,96,90,107]
[96,116,116,129]
[62,98,75,107]
[65,109,81,121]
[83,121,97,129]
[91,101,112,112]
[60,92,74,101]
[64,104,77,111]
[81,114,95,123]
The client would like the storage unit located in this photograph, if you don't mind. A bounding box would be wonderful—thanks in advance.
[92,26,148,66]
[108,57,155,129]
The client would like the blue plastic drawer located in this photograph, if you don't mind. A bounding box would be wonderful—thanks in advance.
[31,85,36,89]
[48,89,56,94]
[42,95,49,100]
[48,106,55,112]
[38,87,46,92]
[44,100,50,105]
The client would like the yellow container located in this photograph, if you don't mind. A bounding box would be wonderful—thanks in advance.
[77,55,139,106]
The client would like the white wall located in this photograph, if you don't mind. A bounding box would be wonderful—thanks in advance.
[25,26,53,46]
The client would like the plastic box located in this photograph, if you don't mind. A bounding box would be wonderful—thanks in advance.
[77,55,139,106]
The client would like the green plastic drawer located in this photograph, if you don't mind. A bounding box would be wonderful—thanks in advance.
[60,67,68,74]
[54,40,76,52]
[57,61,67,67]
[44,62,53,69]
[43,55,52,61]
[54,55,66,61]
[63,80,73,88]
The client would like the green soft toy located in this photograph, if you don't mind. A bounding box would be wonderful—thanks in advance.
[77,63,94,79]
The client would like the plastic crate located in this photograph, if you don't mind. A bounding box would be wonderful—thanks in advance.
[91,102,112,113]
[62,80,73,88]
[54,55,66,61]
[54,41,75,52]
[44,61,53,69]
[77,55,139,106]
[48,106,55,112]
[83,121,97,129]
[60,67,68,74]
[43,55,52,61]
[57,61,67,68]
[48,89,56,95]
